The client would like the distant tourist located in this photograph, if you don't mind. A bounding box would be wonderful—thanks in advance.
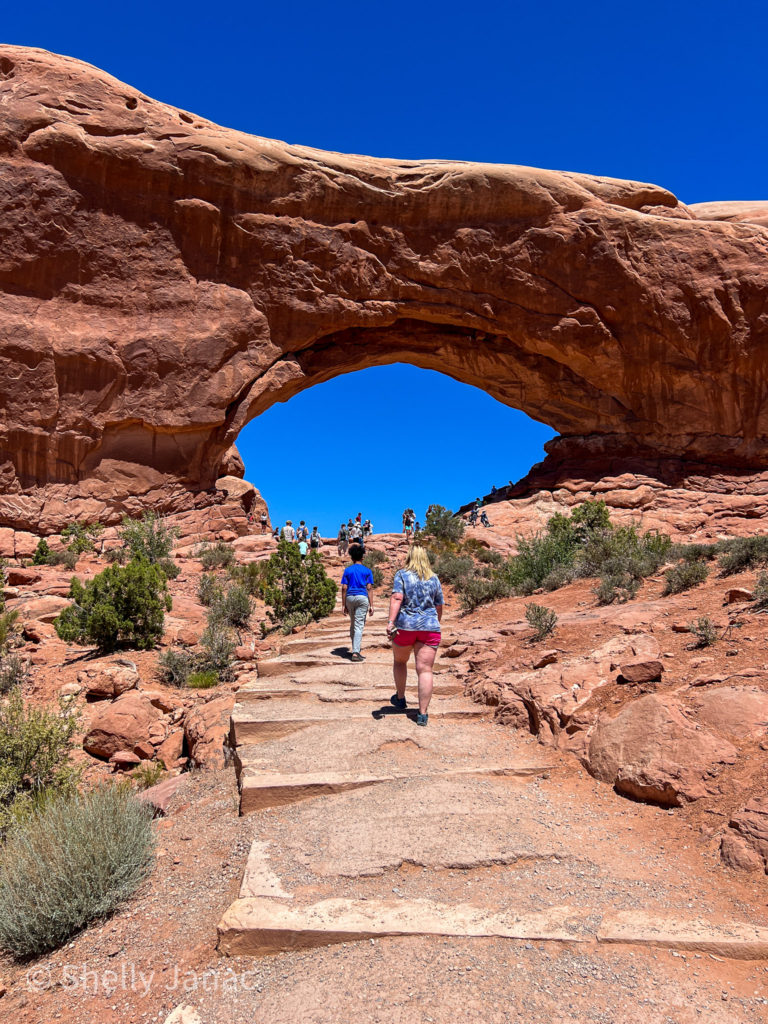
[404,511,415,538]
[350,520,363,542]
[363,518,373,537]
[282,520,295,542]
[310,526,321,550]
[480,510,491,528]
[337,523,348,555]
[298,538,309,560]
[386,546,444,727]
[260,510,269,534]
[297,521,309,542]
[341,543,374,662]
[272,526,280,543]
[355,512,362,526]
[468,508,478,527]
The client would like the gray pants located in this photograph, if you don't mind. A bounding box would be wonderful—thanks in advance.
[346,594,369,654]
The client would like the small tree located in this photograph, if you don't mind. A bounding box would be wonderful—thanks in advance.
[525,602,558,641]
[110,511,180,578]
[54,562,172,652]
[424,505,465,544]
[60,522,102,555]
[258,541,336,623]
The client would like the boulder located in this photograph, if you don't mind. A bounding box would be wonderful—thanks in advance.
[83,691,162,760]
[79,663,139,700]
[690,686,768,740]
[617,659,663,684]
[156,729,185,767]
[587,695,738,806]
[109,750,142,769]
[725,588,753,604]
[22,619,56,643]
[721,796,768,873]
[183,695,235,769]
[7,595,69,623]
[6,567,41,586]
[138,775,186,817]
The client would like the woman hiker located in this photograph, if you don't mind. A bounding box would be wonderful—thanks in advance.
[341,543,374,662]
[386,545,444,726]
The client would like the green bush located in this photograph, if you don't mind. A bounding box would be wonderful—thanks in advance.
[187,670,218,690]
[61,522,102,555]
[32,538,52,565]
[525,602,557,641]
[0,654,27,696]
[32,539,78,570]
[362,549,386,587]
[457,575,512,613]
[690,616,719,648]
[499,531,575,594]
[0,785,155,956]
[229,560,268,596]
[197,572,222,607]
[0,688,79,835]
[424,505,465,544]
[132,762,165,789]
[209,584,252,630]
[279,610,313,634]
[594,572,639,605]
[258,541,337,624]
[197,622,236,680]
[475,547,503,566]
[670,542,719,563]
[717,535,768,575]
[541,564,575,592]
[196,541,235,571]
[753,571,768,610]
[157,647,195,688]
[577,525,671,582]
[663,559,709,595]
[54,562,172,652]
[0,610,19,653]
[434,554,475,585]
[111,511,180,579]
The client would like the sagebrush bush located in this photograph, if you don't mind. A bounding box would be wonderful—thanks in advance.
[362,549,385,586]
[61,522,102,555]
[197,541,235,571]
[434,554,475,585]
[0,785,155,957]
[198,622,236,680]
[0,687,79,835]
[0,610,20,653]
[132,762,165,789]
[663,559,709,595]
[114,511,180,578]
[197,572,222,607]
[457,575,512,613]
[157,647,195,688]
[229,560,268,596]
[525,602,557,641]
[475,547,503,566]
[595,572,640,605]
[690,616,719,648]
[279,610,313,634]
[209,583,252,629]
[717,535,768,575]
[670,542,719,563]
[32,539,78,570]
[0,654,27,695]
[424,505,465,544]
[54,562,172,652]
[753,571,768,610]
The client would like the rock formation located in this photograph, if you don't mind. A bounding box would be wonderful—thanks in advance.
[1,45,768,532]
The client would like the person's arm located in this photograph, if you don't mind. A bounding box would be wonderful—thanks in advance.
[387,592,403,633]
[341,583,348,614]
[436,602,444,623]
[367,582,374,615]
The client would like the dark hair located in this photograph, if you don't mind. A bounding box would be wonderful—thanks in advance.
[348,543,365,562]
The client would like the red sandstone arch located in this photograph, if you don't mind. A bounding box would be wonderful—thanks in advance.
[1,45,768,532]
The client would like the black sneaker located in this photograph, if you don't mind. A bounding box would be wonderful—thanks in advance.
[350,653,364,662]
[416,712,428,727]
[389,694,407,711]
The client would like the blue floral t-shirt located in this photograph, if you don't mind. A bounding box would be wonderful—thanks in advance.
[392,570,444,631]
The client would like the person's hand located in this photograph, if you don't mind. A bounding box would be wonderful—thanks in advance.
[368,607,374,617]
[343,606,349,616]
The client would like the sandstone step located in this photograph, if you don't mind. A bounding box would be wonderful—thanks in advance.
[235,677,465,703]
[256,652,455,678]
[231,700,491,744]
[237,762,554,813]
[217,897,768,959]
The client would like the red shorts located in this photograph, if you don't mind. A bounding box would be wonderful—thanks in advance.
[392,629,441,648]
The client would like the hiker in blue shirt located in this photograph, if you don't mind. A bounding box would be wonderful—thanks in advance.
[341,543,374,662]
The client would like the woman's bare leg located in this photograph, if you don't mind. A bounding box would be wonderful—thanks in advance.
[392,643,411,700]
[414,641,437,714]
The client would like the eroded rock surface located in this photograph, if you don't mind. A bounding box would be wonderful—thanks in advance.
[1,46,768,531]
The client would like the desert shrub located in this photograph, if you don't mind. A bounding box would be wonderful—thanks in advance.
[0,784,155,957]
[279,610,313,634]
[457,575,512,613]
[362,550,386,586]
[32,538,51,565]
[690,615,719,648]
[197,622,236,680]
[0,610,20,653]
[229,560,268,596]
[541,564,575,592]
[717,535,768,575]
[663,559,709,595]
[196,541,235,571]
[753,571,768,610]
[424,505,465,544]
[197,572,222,607]
[157,647,195,688]
[475,547,503,566]
[594,572,640,605]
[525,602,557,641]
[132,761,165,789]
[0,688,79,835]
[61,522,102,555]
[0,654,28,696]
[54,562,172,652]
[499,531,575,594]
[209,583,252,630]
[577,526,671,582]
[434,554,475,585]
[258,541,336,624]
[670,542,719,563]
[187,670,219,690]
[32,540,77,570]
[112,511,180,579]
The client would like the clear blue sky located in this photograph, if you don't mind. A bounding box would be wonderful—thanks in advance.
[5,2,766,532]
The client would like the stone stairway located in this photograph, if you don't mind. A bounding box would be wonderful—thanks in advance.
[217,608,768,964]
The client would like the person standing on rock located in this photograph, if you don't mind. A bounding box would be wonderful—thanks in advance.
[386,545,444,726]
[260,510,269,534]
[341,543,374,663]
[282,520,295,542]
[337,522,348,556]
[310,526,321,551]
